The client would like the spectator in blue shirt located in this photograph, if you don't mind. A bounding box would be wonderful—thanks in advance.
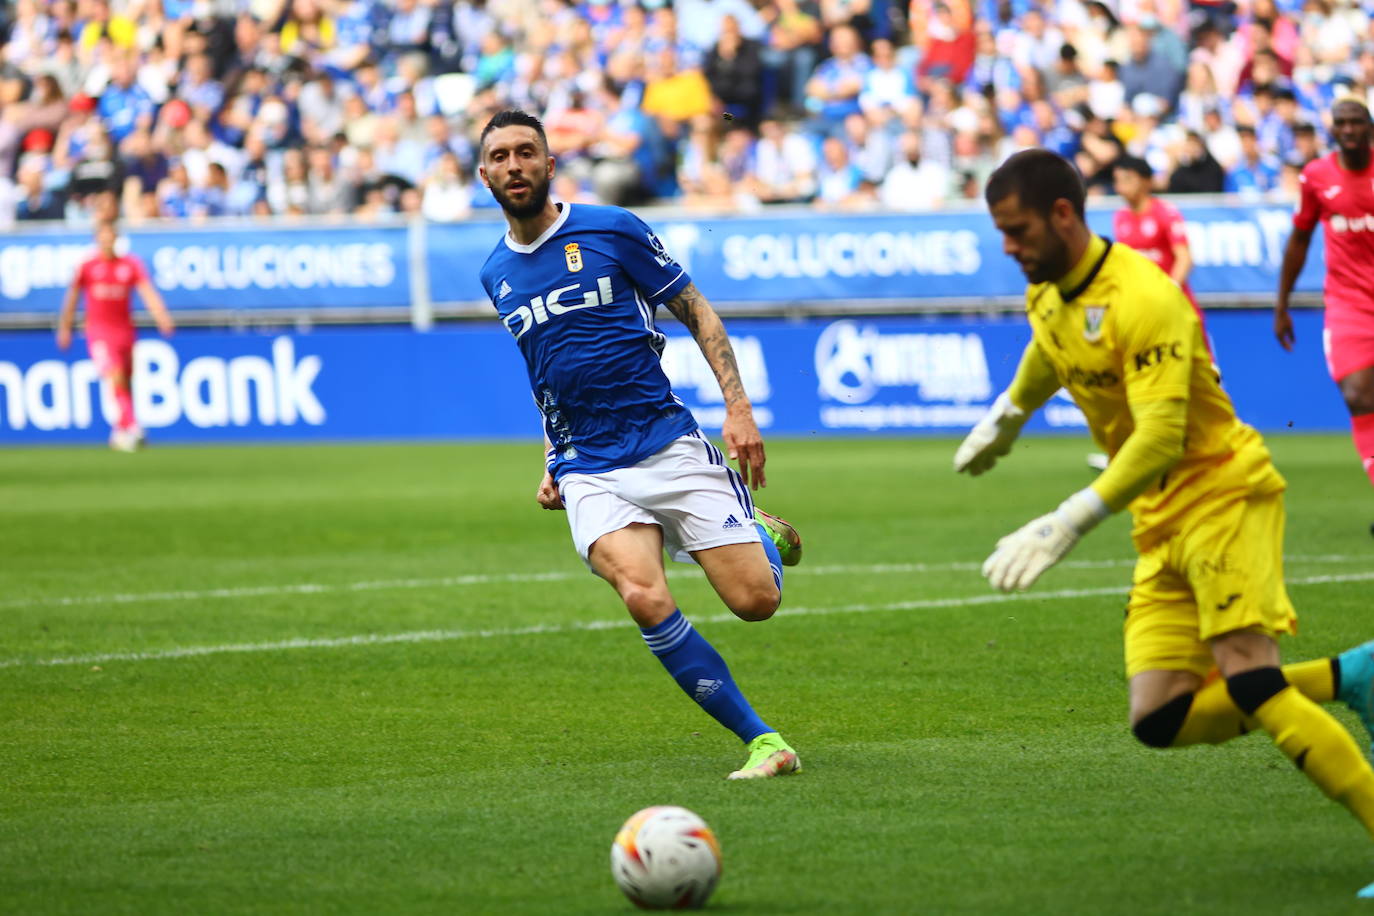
[1272,86,1314,160]
[1287,121,1321,167]
[1141,13,1187,75]
[576,0,625,53]
[977,0,1031,29]
[382,0,433,68]
[815,134,866,208]
[995,84,1035,134]
[177,53,224,121]
[589,79,661,205]
[353,62,397,114]
[158,160,192,218]
[421,114,473,173]
[804,24,871,136]
[860,36,918,126]
[188,161,230,218]
[644,6,704,71]
[1225,125,1280,197]
[325,0,378,76]
[1031,100,1078,159]
[15,155,64,220]
[965,22,1019,96]
[163,0,195,20]
[1290,63,1329,115]
[1118,23,1183,110]
[97,54,155,144]
[1248,83,1285,157]
[675,0,766,52]
[474,32,516,90]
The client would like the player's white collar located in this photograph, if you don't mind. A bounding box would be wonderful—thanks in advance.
[504,202,571,254]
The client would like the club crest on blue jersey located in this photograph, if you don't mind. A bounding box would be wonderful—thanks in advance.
[565,242,583,272]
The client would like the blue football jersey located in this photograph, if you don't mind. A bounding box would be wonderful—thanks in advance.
[480,203,699,479]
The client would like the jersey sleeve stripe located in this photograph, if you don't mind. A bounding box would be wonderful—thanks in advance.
[650,269,686,300]
[634,288,667,354]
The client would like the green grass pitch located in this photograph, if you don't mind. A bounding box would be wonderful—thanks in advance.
[2,434,1372,915]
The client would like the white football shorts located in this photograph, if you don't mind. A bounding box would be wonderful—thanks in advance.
[558,432,762,565]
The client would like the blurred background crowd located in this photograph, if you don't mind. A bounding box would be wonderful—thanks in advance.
[0,0,1371,225]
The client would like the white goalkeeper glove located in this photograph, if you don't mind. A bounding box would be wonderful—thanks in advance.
[954,392,1028,475]
[982,489,1110,592]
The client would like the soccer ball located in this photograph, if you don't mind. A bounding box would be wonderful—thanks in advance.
[610,805,722,910]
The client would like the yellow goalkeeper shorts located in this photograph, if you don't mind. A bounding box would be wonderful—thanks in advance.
[1124,492,1297,679]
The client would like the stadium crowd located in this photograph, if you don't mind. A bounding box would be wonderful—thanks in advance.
[0,0,1371,224]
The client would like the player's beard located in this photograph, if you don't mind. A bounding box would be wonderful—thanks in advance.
[1338,135,1373,171]
[492,169,552,219]
[1021,230,1072,284]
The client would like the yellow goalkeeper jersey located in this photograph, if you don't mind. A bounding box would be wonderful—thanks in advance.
[1022,237,1284,546]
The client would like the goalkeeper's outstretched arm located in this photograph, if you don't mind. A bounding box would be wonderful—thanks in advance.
[981,398,1188,592]
[954,340,1060,474]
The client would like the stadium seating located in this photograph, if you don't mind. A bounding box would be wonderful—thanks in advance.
[0,0,1369,225]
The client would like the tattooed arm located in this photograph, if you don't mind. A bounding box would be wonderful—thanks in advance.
[664,282,766,489]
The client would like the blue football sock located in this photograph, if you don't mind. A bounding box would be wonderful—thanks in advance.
[641,609,771,743]
[755,522,784,596]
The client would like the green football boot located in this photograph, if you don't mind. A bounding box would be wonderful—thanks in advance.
[753,509,803,567]
[727,732,801,780]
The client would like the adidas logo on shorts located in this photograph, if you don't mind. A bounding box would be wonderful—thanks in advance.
[723,514,744,530]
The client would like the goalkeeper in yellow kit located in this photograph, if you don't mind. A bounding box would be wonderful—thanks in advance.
[958,149,1374,896]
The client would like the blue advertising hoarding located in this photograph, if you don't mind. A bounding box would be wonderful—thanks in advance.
[431,202,1326,307]
[0,309,1345,445]
[0,201,1328,317]
[0,224,410,315]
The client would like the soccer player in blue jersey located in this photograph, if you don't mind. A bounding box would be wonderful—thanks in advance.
[477,109,802,780]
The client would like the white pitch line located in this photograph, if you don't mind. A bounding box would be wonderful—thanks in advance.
[0,571,578,611]
[1,553,1366,612]
[4,571,1373,671]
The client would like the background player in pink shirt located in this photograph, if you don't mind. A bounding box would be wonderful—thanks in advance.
[1276,98,1374,514]
[1112,155,1205,332]
[56,219,174,451]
